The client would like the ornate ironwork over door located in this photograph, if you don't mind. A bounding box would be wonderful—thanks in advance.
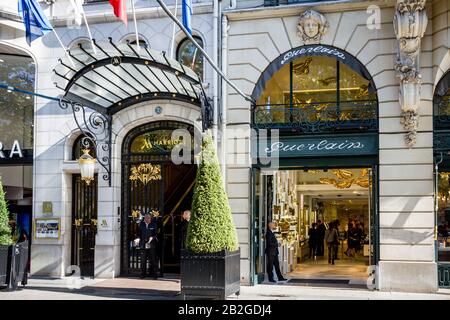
[71,174,98,277]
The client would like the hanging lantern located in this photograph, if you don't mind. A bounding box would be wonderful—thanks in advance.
[78,149,96,185]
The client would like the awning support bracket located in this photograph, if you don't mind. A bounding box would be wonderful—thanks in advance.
[59,98,112,187]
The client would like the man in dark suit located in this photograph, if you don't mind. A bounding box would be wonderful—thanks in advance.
[180,210,191,250]
[265,221,287,283]
[316,220,326,256]
[139,213,158,279]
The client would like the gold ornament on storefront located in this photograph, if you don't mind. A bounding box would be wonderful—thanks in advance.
[319,169,370,189]
[129,163,162,185]
[293,57,312,76]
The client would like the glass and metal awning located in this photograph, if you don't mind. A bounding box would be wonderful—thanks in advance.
[53,38,207,115]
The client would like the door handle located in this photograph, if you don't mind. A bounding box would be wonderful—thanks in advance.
[74,219,83,228]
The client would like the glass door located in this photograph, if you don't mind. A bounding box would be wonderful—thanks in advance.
[367,165,379,288]
[252,168,275,284]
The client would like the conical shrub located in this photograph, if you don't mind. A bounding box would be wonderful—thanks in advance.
[186,131,238,253]
[0,178,12,245]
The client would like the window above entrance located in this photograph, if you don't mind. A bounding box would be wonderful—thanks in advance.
[252,46,378,134]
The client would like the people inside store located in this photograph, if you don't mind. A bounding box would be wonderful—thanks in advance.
[316,220,326,256]
[265,221,287,283]
[438,222,449,238]
[345,222,357,258]
[325,221,339,265]
[333,219,341,260]
[308,223,318,259]
[180,210,191,250]
[354,222,364,254]
[139,213,158,279]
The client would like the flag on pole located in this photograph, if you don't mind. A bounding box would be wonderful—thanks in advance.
[109,0,127,26]
[69,0,97,54]
[18,0,53,45]
[69,0,83,26]
[181,0,192,35]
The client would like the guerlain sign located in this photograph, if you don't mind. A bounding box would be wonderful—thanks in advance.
[280,45,346,65]
[266,139,365,154]
[254,134,377,158]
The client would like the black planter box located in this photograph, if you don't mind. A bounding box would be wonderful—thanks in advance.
[0,245,9,285]
[181,249,240,300]
[0,241,29,290]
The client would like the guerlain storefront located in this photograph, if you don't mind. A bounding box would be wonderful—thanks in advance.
[249,44,379,284]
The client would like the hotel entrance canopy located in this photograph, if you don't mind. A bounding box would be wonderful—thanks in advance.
[53,38,210,116]
[53,38,213,186]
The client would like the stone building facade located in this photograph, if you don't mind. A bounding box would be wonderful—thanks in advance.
[1,0,449,294]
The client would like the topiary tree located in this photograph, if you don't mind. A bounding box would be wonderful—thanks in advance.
[0,178,12,245]
[186,131,238,253]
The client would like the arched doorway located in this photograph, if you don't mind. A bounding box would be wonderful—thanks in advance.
[251,45,379,284]
[433,71,450,288]
[120,121,199,276]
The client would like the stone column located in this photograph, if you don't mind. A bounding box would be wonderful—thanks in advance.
[377,0,437,293]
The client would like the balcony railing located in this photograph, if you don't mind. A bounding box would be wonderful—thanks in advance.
[252,100,378,133]
[264,0,338,6]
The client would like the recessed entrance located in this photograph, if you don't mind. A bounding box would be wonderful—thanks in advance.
[121,121,198,276]
[253,167,377,285]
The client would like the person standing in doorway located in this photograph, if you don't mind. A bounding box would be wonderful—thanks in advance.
[308,223,318,259]
[139,213,158,279]
[333,219,340,260]
[316,220,326,256]
[325,221,339,265]
[265,221,287,283]
[180,210,191,249]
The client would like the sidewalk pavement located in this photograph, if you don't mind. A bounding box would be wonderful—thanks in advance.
[1,276,449,300]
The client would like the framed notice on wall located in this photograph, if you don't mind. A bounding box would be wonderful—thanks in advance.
[34,218,61,240]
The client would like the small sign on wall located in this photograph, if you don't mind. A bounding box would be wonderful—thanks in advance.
[34,218,60,240]
[42,201,53,214]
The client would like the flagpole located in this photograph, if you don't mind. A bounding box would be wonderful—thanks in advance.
[131,0,140,52]
[81,11,97,55]
[156,0,253,103]
[51,28,76,68]
[170,0,179,59]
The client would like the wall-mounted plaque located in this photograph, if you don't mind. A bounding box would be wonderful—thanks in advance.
[42,201,53,214]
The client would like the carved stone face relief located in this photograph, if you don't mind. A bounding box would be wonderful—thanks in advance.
[297,10,329,44]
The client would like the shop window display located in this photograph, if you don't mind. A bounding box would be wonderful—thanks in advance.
[0,53,34,270]
[254,55,376,129]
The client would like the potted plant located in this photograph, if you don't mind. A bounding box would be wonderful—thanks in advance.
[0,178,13,286]
[0,179,29,290]
[180,132,240,300]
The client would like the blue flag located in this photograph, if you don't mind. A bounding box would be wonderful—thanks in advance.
[18,0,53,45]
[182,0,193,35]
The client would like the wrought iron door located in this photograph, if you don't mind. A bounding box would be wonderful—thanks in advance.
[122,161,196,275]
[121,121,198,276]
[71,174,98,277]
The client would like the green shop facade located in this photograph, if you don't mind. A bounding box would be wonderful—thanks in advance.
[248,45,380,285]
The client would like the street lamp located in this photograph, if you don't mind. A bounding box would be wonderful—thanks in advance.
[78,149,96,185]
